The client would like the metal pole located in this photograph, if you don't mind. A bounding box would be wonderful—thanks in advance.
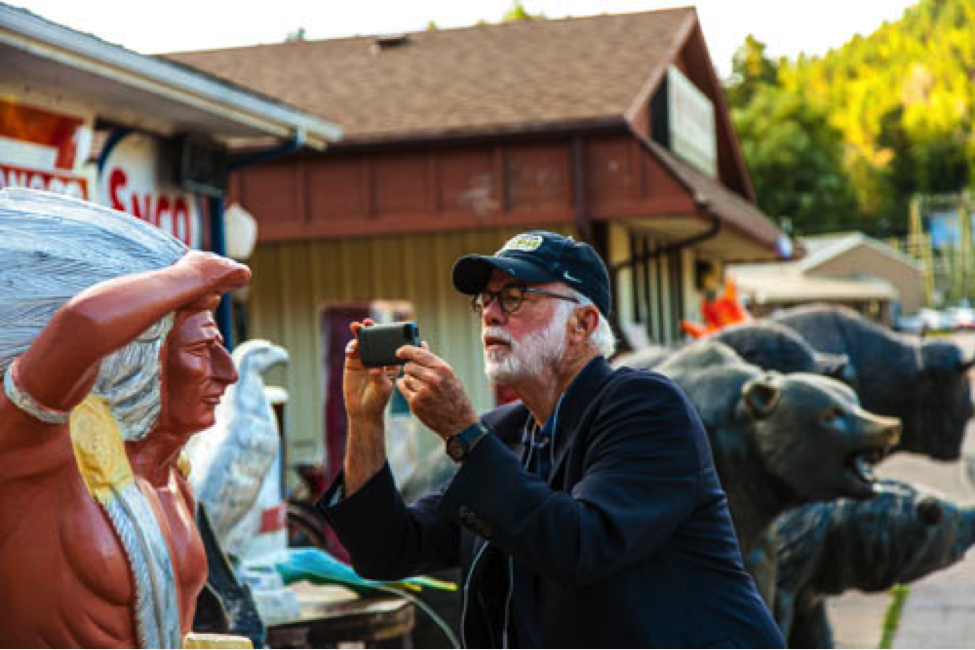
[208,195,234,349]
[211,131,306,349]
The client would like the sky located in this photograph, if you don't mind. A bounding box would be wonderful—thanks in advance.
[11,0,919,77]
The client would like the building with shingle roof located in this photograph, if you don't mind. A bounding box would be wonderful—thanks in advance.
[168,10,705,143]
[731,232,923,324]
[166,8,791,467]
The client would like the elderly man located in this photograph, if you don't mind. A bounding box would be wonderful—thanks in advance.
[320,231,783,648]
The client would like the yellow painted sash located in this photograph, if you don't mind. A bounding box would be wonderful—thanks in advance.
[69,395,133,504]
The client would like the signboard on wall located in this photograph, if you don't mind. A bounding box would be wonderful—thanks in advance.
[0,163,89,198]
[651,66,718,178]
[0,98,92,198]
[928,210,975,250]
[98,132,204,248]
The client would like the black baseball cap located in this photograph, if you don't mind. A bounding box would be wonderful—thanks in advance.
[452,231,612,317]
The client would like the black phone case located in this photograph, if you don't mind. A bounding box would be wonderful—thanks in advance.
[357,322,421,367]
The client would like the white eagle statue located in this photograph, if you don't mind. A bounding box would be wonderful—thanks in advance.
[185,339,289,561]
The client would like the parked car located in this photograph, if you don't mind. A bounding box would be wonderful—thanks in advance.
[895,308,956,334]
[948,306,975,330]
[895,312,926,334]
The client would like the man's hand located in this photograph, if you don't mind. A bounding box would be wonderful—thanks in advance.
[344,320,397,425]
[342,319,399,496]
[396,344,478,440]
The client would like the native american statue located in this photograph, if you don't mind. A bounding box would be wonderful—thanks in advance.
[0,188,250,648]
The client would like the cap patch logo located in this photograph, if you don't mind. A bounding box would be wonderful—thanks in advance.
[500,234,543,253]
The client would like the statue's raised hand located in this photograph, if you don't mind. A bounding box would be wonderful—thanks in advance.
[178,250,251,298]
[16,249,251,415]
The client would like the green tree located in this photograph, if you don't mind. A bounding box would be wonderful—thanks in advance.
[285,27,306,42]
[778,0,975,233]
[871,105,970,229]
[724,36,859,235]
[726,0,975,236]
[503,1,544,22]
[725,35,779,107]
[732,84,859,235]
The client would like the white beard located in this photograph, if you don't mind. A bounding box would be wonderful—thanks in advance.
[483,309,569,385]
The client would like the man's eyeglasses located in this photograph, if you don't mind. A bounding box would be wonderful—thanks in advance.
[471,283,579,315]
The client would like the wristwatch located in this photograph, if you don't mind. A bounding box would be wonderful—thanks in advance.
[445,421,490,463]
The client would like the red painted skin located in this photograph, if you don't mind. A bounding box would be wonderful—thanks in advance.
[0,251,248,648]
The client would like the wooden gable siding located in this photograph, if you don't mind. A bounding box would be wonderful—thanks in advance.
[675,26,753,201]
[229,132,695,243]
[624,24,754,203]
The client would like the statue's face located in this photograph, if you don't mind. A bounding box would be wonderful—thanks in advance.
[159,310,237,433]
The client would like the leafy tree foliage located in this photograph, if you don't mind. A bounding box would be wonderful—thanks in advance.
[503,1,544,22]
[725,35,779,108]
[726,0,975,237]
[284,27,306,42]
[732,84,859,235]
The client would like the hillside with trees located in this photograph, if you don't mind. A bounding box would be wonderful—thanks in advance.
[726,0,975,237]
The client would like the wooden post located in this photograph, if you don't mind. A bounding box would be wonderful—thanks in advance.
[959,190,972,304]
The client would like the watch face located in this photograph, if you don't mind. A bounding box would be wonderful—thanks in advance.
[446,437,466,462]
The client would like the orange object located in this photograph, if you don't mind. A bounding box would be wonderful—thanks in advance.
[680,276,751,338]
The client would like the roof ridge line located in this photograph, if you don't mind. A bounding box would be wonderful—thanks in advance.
[622,8,698,128]
[163,7,697,56]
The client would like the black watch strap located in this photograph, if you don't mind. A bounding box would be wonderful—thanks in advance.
[445,421,490,463]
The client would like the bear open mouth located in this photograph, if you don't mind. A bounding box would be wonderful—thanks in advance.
[845,448,886,487]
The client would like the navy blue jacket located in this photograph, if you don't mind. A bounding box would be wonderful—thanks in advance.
[319,357,784,648]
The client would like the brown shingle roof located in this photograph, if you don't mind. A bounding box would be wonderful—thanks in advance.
[164,8,695,144]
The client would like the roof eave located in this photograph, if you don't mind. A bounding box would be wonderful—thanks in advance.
[325,115,629,151]
[622,9,757,203]
[0,3,343,148]
[799,233,922,272]
[631,129,785,258]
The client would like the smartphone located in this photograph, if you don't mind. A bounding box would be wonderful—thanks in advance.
[356,321,421,367]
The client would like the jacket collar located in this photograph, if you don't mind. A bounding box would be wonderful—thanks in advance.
[481,356,616,477]
[557,356,613,432]
[548,356,614,478]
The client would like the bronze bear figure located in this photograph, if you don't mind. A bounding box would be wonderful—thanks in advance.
[655,341,900,557]
[774,305,974,460]
[774,480,975,648]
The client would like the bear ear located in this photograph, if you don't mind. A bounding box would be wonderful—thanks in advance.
[742,377,781,419]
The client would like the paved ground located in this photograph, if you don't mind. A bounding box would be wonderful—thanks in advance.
[829,332,975,648]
